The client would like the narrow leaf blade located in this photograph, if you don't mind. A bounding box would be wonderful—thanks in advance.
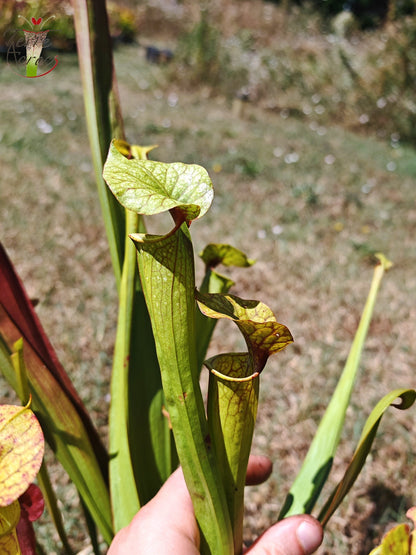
[280,256,392,518]
[318,389,416,527]
[72,0,125,287]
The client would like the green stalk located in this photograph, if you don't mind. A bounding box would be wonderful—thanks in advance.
[72,0,125,288]
[10,338,29,404]
[318,388,416,526]
[37,462,73,554]
[108,142,173,527]
[109,208,140,531]
[74,0,173,525]
[11,340,73,553]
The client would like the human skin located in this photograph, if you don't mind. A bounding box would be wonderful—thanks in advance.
[108,455,323,555]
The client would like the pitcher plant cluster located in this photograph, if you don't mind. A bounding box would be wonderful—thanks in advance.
[0,1,415,554]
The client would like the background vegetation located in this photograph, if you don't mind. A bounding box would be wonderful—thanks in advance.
[0,1,415,553]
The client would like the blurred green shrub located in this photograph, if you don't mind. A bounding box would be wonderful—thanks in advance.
[173,3,416,146]
[176,12,222,84]
[338,15,416,144]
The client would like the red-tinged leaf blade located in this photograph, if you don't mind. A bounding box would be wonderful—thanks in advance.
[0,405,44,507]
[0,243,108,479]
[0,308,113,543]
[319,389,416,527]
[0,243,60,374]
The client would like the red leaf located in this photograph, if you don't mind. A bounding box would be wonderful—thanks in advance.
[16,513,37,555]
[14,484,44,555]
[0,243,108,481]
[19,484,44,523]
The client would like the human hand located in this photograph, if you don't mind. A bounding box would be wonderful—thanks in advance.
[108,455,323,554]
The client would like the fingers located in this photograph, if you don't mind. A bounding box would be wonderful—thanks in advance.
[246,515,323,555]
[108,468,200,555]
[108,456,323,555]
[246,455,273,485]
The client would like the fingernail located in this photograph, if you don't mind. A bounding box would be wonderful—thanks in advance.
[296,521,322,553]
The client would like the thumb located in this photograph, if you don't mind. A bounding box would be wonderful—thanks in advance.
[246,515,323,555]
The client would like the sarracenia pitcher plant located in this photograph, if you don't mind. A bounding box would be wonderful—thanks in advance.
[102,140,415,554]
[0,1,415,553]
[103,140,294,554]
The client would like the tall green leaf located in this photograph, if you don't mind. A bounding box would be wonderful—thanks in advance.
[108,143,170,528]
[108,206,141,530]
[72,0,125,287]
[279,254,393,518]
[105,142,176,528]
[73,0,173,526]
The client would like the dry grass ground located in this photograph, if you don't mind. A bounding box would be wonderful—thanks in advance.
[0,3,415,553]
